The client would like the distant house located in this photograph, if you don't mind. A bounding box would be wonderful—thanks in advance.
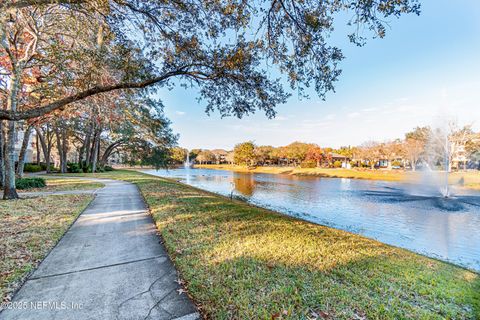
[329,152,350,168]
[376,159,389,168]
[211,149,228,164]
[330,152,349,162]
[452,145,468,170]
[225,151,234,164]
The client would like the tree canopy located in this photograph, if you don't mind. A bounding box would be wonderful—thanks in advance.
[1,0,421,120]
[234,141,256,165]
[0,0,421,198]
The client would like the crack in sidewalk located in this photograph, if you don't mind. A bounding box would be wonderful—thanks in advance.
[28,255,167,281]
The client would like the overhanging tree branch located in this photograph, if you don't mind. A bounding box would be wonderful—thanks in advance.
[0,69,192,121]
[1,0,86,11]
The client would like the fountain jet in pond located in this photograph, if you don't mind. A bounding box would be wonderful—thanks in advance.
[370,122,477,211]
[184,150,192,168]
[184,150,192,184]
[413,121,473,199]
[418,124,454,198]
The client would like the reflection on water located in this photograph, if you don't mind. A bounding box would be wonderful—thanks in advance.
[142,168,480,271]
[233,173,256,196]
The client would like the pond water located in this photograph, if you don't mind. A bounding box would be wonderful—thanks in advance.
[142,168,480,271]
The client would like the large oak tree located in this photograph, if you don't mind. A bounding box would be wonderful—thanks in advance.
[0,0,420,198]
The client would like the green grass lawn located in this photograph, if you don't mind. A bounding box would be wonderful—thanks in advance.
[0,194,93,302]
[18,177,104,193]
[65,170,479,319]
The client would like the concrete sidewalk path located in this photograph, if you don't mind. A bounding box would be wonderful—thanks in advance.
[1,178,199,320]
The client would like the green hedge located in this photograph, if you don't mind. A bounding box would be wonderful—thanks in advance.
[16,177,46,190]
[39,163,56,171]
[67,163,82,173]
[23,164,42,173]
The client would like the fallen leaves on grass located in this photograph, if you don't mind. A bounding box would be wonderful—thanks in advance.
[0,194,92,302]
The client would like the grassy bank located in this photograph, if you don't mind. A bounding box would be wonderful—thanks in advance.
[67,170,479,319]
[0,191,93,302]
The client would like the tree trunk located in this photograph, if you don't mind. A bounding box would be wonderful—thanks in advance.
[91,132,100,172]
[46,147,52,173]
[100,140,123,166]
[46,126,54,173]
[4,120,18,199]
[0,121,5,188]
[55,127,65,173]
[62,127,68,172]
[36,127,48,163]
[84,132,91,168]
[54,124,69,173]
[78,140,85,165]
[88,138,96,165]
[16,125,32,178]
[36,133,40,164]
[3,68,22,199]
[35,126,51,173]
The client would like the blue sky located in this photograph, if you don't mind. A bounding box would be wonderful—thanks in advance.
[157,0,480,150]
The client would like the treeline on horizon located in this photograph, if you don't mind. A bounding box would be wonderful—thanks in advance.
[170,125,480,171]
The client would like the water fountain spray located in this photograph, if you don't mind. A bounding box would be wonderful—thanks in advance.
[419,121,459,199]
[184,150,191,168]
[184,150,192,184]
[443,132,450,198]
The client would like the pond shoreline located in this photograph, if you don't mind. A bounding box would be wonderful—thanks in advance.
[150,171,480,274]
[195,164,480,189]
[142,167,480,272]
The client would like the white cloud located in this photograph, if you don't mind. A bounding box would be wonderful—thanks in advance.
[175,111,186,116]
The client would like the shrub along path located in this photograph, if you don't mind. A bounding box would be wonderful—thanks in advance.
[1,177,199,320]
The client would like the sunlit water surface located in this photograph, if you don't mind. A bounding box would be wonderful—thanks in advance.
[142,168,480,271]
